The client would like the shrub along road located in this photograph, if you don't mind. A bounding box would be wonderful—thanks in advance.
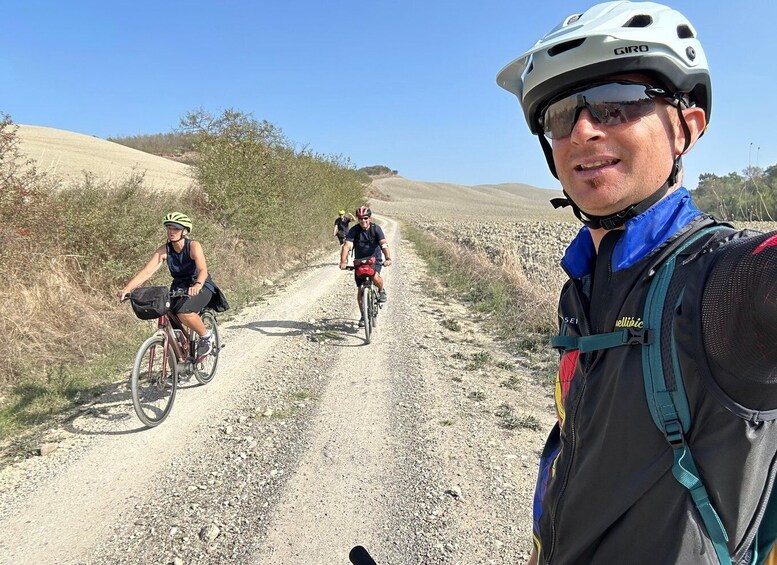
[0,217,552,565]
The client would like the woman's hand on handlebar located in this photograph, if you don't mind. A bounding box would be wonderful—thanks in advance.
[188,282,203,296]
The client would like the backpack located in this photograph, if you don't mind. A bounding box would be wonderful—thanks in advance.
[551,225,777,564]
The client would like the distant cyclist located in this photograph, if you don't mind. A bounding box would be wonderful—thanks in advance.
[119,213,227,359]
[339,206,392,327]
[333,210,355,246]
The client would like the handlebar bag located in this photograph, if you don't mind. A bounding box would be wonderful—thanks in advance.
[129,286,171,320]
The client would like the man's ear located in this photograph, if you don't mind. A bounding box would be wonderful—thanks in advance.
[676,106,706,156]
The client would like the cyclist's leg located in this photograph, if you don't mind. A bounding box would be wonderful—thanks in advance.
[354,273,366,319]
[372,265,387,302]
[174,289,212,336]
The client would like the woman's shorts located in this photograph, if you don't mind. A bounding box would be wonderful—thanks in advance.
[172,288,213,314]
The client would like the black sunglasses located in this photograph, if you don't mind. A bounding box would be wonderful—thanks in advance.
[539,81,676,139]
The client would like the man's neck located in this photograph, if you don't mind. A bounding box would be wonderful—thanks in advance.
[590,228,617,252]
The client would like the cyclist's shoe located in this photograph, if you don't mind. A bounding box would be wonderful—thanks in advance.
[378,289,387,303]
[196,335,213,359]
[358,317,366,328]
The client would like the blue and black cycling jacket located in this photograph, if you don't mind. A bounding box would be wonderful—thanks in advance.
[533,187,777,564]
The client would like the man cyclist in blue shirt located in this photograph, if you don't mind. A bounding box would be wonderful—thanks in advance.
[339,206,393,327]
[497,2,777,563]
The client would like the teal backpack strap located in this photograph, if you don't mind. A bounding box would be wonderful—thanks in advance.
[551,328,650,353]
[642,226,732,564]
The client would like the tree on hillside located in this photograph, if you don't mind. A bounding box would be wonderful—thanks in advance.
[358,165,398,177]
[179,108,365,240]
[694,165,776,221]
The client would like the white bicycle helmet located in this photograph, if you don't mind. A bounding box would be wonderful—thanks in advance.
[497,1,711,134]
[496,1,712,229]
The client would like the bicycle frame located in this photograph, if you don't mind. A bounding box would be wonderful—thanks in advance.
[155,311,195,364]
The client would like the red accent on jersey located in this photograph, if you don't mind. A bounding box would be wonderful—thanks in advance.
[558,349,579,405]
[753,234,777,255]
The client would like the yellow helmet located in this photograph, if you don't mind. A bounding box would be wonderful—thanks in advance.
[162,212,193,232]
[338,210,346,215]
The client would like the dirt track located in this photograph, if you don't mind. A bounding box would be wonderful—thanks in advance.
[0,216,553,564]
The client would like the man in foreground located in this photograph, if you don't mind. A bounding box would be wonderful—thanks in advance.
[339,206,392,327]
[497,2,777,563]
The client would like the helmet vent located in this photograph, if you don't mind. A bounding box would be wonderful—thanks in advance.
[623,15,653,28]
[548,38,585,57]
[677,24,695,39]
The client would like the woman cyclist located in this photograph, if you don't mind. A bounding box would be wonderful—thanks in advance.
[119,212,222,359]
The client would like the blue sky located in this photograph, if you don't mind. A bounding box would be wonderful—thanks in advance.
[3,0,775,190]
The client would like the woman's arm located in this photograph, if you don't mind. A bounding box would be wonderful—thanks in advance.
[119,245,167,299]
[188,240,209,296]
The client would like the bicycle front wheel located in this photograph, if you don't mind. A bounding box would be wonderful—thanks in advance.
[131,335,178,427]
[361,285,371,344]
[195,310,220,385]
[370,288,379,327]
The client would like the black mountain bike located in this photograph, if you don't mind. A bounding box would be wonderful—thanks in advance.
[125,287,221,427]
[347,257,382,344]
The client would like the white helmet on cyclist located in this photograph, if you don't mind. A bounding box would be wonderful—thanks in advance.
[496,1,711,229]
[497,1,710,135]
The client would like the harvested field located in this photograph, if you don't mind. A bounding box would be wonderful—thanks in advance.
[15,125,193,192]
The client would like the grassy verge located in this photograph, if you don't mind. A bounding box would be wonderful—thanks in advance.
[404,225,558,386]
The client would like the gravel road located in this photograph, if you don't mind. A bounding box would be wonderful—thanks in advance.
[0,217,554,565]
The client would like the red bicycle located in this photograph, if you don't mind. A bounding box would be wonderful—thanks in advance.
[346,257,382,344]
[125,287,221,427]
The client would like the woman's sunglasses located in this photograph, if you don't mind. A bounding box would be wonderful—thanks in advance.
[539,81,676,139]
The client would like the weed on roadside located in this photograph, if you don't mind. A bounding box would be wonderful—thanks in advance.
[501,374,522,391]
[467,390,486,401]
[465,351,491,371]
[441,318,461,332]
[290,390,318,402]
[496,360,514,371]
[496,403,542,431]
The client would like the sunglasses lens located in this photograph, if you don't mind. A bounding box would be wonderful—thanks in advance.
[541,83,659,139]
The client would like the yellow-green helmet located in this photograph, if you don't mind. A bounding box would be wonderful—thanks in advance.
[338,209,346,215]
[162,212,192,232]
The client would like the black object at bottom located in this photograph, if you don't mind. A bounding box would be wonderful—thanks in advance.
[349,545,377,565]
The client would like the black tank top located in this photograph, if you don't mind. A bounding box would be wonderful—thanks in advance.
[166,239,214,292]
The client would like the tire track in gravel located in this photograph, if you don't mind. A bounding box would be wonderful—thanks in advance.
[252,215,449,564]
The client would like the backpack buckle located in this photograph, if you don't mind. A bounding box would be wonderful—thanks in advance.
[663,419,686,448]
[625,328,652,345]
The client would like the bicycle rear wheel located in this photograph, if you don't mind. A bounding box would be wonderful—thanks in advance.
[195,310,220,385]
[131,335,178,427]
[361,285,371,344]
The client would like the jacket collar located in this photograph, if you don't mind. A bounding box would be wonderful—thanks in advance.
[561,187,702,279]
